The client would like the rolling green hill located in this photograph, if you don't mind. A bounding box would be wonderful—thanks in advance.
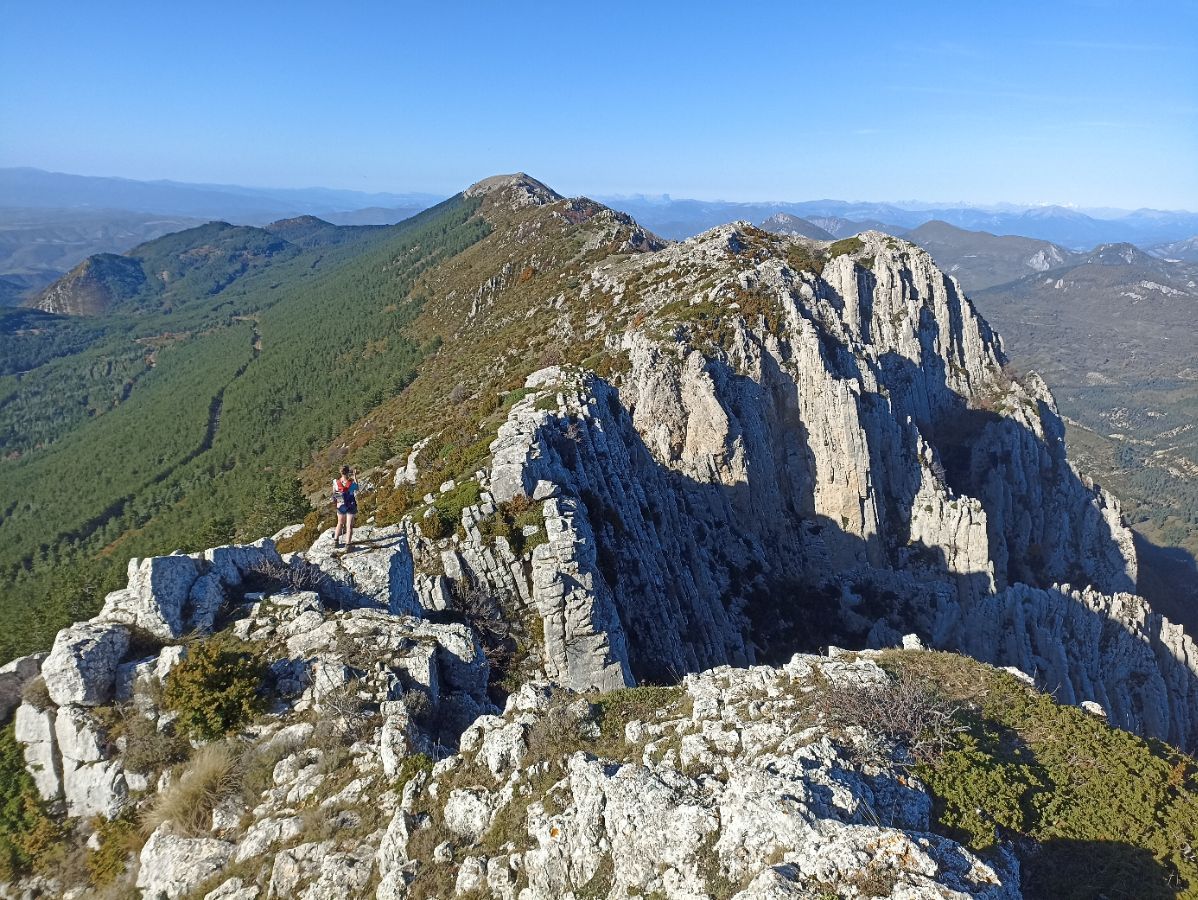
[0,195,489,660]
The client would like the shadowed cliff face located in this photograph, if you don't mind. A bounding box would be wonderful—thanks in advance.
[455,220,1191,747]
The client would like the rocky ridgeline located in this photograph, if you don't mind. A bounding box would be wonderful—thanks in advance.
[6,541,1034,899]
[4,203,1198,897]
[8,531,495,814]
[376,653,1021,900]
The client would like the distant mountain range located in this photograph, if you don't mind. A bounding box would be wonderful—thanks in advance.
[604,194,1198,248]
[900,220,1084,290]
[1152,235,1198,262]
[757,212,834,240]
[0,167,441,222]
[0,169,436,303]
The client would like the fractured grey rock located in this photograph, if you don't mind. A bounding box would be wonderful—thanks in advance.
[0,653,45,722]
[99,554,201,639]
[41,621,130,707]
[14,702,61,801]
[137,824,234,900]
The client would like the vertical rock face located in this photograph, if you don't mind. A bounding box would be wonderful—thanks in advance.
[14,702,61,801]
[435,226,1191,745]
[946,584,1198,748]
[530,496,632,691]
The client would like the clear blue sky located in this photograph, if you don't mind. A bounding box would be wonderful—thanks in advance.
[2,0,1195,208]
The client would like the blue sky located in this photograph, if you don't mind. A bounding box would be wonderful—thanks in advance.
[2,1,1195,208]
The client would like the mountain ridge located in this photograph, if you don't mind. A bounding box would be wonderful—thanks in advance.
[2,173,1198,899]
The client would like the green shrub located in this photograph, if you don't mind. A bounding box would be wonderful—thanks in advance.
[393,752,433,793]
[85,811,142,887]
[163,639,268,741]
[120,707,191,776]
[828,236,865,258]
[880,651,1198,900]
[240,732,307,809]
[479,495,547,556]
[19,676,52,712]
[420,479,483,540]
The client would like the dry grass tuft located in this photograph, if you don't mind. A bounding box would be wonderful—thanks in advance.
[142,741,242,837]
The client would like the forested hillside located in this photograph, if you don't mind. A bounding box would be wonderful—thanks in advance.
[0,197,489,661]
[964,246,1198,623]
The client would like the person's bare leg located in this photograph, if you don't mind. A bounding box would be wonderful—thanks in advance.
[334,512,346,545]
[345,513,355,549]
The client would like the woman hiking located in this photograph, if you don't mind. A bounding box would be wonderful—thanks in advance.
[332,465,359,550]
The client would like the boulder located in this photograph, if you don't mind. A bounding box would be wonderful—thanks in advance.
[0,653,46,722]
[304,525,421,615]
[54,706,127,818]
[234,815,304,864]
[187,572,227,633]
[41,621,130,707]
[136,824,234,900]
[298,846,374,899]
[61,756,127,819]
[204,539,283,587]
[204,877,261,900]
[99,555,201,639]
[444,787,496,841]
[267,840,333,898]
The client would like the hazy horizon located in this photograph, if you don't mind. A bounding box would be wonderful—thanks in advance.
[3,164,1196,217]
[2,1,1195,210]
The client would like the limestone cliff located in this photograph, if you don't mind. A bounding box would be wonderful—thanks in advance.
[5,176,1198,899]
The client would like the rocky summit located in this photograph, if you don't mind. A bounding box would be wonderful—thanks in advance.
[2,175,1198,899]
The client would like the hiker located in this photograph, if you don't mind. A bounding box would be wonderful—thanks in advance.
[332,465,359,549]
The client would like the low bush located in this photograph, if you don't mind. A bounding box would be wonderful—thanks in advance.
[242,556,332,600]
[421,480,484,540]
[19,676,51,712]
[479,495,547,557]
[120,707,191,775]
[828,236,865,258]
[392,752,433,793]
[239,732,306,809]
[163,638,268,741]
[811,669,963,765]
[880,650,1198,900]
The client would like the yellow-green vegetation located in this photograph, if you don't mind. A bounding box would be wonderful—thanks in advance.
[85,811,142,887]
[878,651,1198,900]
[784,243,828,276]
[828,236,866,258]
[393,752,434,793]
[419,479,483,540]
[119,705,191,775]
[651,278,790,353]
[0,724,62,881]
[591,685,686,757]
[163,638,268,741]
[478,494,548,556]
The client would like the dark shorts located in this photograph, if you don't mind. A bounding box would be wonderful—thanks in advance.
[337,502,357,516]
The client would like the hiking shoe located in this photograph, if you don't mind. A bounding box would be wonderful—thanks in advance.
[334,539,342,548]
